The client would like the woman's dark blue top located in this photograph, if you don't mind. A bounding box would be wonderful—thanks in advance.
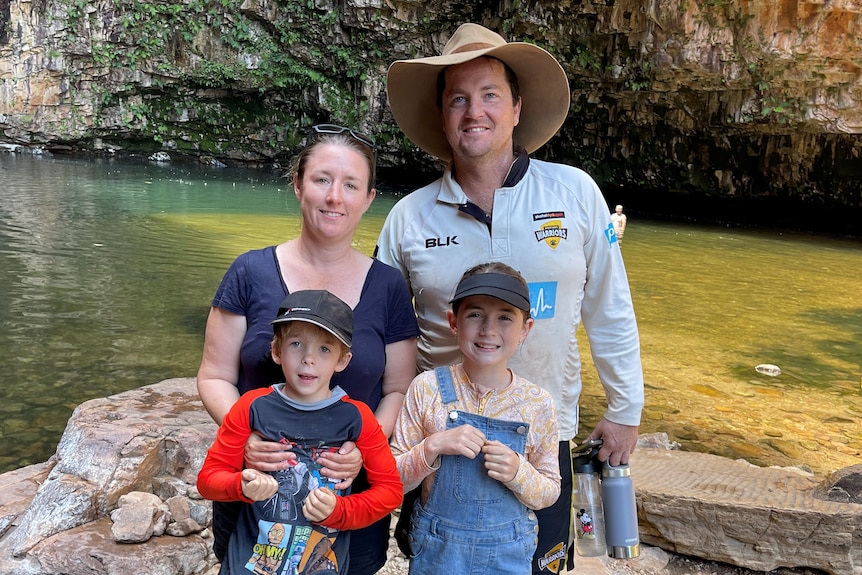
[211,246,418,412]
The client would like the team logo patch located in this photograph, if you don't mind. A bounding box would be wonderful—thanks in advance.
[537,541,567,573]
[534,220,568,249]
[528,282,556,320]
[605,222,618,245]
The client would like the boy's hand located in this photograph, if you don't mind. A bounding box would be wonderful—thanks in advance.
[303,487,337,522]
[240,468,278,501]
[482,440,519,483]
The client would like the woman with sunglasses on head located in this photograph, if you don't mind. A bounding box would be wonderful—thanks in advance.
[196,125,419,574]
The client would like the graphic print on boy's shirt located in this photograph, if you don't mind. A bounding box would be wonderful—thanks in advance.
[260,442,341,522]
[246,441,343,574]
[246,521,338,574]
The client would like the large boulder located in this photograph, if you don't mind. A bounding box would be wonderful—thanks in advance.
[633,447,862,574]
[0,377,218,575]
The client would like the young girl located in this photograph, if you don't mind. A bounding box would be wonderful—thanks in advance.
[391,262,561,575]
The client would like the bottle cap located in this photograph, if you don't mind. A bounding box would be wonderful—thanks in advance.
[574,456,600,474]
[572,439,603,473]
[602,463,632,478]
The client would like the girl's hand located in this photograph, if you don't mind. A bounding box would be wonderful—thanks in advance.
[482,440,519,483]
[426,424,486,461]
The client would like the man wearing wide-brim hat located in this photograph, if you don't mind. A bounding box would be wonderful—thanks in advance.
[376,23,644,574]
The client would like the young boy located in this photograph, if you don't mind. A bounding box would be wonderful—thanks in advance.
[197,290,403,575]
[390,262,561,575]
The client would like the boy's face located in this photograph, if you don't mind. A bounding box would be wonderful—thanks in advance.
[447,294,532,370]
[271,322,351,403]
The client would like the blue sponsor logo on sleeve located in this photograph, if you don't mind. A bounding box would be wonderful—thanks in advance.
[528,282,557,320]
[605,222,618,245]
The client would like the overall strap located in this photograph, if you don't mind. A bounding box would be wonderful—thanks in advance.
[434,366,458,404]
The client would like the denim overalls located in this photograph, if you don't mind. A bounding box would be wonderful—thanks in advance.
[408,367,538,575]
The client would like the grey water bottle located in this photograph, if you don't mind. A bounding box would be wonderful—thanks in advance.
[601,462,640,558]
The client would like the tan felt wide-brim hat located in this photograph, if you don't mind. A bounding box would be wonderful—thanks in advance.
[387,23,571,162]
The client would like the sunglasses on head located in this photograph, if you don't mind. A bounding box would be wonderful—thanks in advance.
[309,124,377,153]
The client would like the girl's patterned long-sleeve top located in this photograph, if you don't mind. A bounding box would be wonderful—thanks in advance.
[391,363,561,510]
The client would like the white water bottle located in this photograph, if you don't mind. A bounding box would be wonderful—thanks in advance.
[572,440,607,557]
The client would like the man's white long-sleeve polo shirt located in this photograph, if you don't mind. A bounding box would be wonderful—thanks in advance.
[376,157,644,441]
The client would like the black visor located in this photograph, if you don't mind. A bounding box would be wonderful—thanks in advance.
[450,273,531,312]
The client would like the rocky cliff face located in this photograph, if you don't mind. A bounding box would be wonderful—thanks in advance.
[1,0,860,217]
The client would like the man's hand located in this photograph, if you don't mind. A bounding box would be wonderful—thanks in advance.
[240,468,278,501]
[303,487,337,522]
[482,440,519,483]
[586,418,639,467]
[244,433,297,472]
[316,441,362,490]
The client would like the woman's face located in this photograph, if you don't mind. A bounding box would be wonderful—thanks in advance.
[293,143,375,241]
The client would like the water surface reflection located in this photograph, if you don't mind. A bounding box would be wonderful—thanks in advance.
[0,154,859,476]
[579,224,862,475]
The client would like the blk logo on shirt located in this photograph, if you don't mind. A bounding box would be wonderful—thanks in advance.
[425,236,459,248]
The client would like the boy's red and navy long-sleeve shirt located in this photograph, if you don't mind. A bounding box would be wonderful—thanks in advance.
[197,385,402,574]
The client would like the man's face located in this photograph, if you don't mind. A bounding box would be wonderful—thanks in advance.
[440,57,522,164]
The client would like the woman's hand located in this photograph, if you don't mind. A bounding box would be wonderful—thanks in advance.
[245,433,297,472]
[316,441,362,490]
[240,469,278,501]
[303,487,337,522]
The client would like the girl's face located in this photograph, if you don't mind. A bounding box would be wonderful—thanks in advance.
[293,143,376,242]
[448,294,532,370]
[271,322,351,403]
